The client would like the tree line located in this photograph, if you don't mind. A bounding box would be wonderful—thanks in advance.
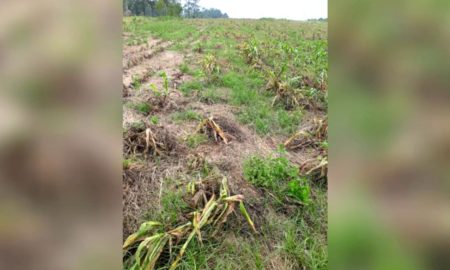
[124,0,229,19]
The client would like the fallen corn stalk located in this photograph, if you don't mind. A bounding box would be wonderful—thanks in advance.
[123,177,256,270]
[195,116,229,144]
[284,117,328,150]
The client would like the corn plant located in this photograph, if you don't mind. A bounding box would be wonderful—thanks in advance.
[242,39,261,66]
[123,177,256,270]
[149,72,170,105]
[201,54,221,83]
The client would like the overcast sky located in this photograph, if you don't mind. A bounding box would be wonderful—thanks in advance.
[195,0,327,21]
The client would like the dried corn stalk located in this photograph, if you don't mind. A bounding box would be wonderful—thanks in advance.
[195,116,229,144]
[123,177,256,270]
[284,117,328,150]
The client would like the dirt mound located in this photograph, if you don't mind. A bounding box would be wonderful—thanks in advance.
[213,116,245,142]
[123,124,181,158]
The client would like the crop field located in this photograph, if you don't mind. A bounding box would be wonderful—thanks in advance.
[122,17,328,270]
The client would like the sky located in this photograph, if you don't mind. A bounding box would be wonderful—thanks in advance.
[195,0,327,21]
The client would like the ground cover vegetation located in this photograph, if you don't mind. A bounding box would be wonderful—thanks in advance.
[122,16,328,269]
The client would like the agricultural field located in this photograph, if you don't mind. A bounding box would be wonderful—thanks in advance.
[122,17,328,270]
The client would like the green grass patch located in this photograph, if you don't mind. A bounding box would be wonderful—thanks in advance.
[179,80,203,95]
[243,154,310,203]
[186,134,208,148]
[130,102,152,115]
[171,109,202,123]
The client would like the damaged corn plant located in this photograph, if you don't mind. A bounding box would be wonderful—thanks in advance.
[194,116,230,144]
[123,177,256,270]
[284,117,328,182]
[201,54,221,83]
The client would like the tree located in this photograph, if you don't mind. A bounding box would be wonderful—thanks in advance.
[183,0,200,18]
[155,0,167,16]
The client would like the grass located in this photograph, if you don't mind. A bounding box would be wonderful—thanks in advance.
[243,153,310,203]
[171,109,202,123]
[199,87,229,104]
[150,115,159,125]
[123,16,328,270]
[186,134,208,148]
[130,102,152,115]
[179,80,203,95]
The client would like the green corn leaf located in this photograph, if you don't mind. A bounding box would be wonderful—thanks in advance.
[239,201,257,233]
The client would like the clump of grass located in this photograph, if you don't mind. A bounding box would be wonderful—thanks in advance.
[131,102,152,115]
[171,110,202,123]
[199,88,229,104]
[129,120,146,130]
[193,42,204,53]
[186,134,208,148]
[150,115,159,125]
[179,80,203,95]
[179,63,190,74]
[123,159,132,170]
[131,75,142,89]
[243,152,310,203]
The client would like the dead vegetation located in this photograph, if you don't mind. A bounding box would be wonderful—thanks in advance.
[195,116,231,144]
[284,117,328,151]
[123,123,180,158]
[284,117,328,182]
[123,176,256,270]
[193,114,245,144]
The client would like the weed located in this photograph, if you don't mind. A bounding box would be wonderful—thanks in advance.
[150,115,159,125]
[131,75,142,89]
[179,63,190,74]
[131,102,152,115]
[171,110,202,123]
[243,154,310,203]
[179,80,203,95]
[186,134,208,148]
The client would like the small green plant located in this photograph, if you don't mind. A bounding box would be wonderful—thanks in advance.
[193,42,204,53]
[201,54,221,83]
[179,63,190,74]
[131,75,142,89]
[131,102,152,115]
[243,154,310,203]
[287,179,310,202]
[150,115,159,125]
[186,134,208,148]
[149,72,170,104]
[129,120,145,130]
[171,110,202,123]
[123,159,132,170]
[179,80,203,95]
[241,38,261,66]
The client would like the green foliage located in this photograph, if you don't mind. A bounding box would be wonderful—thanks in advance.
[131,75,142,89]
[123,159,132,170]
[150,115,159,125]
[186,134,208,148]
[201,54,221,83]
[179,80,203,95]
[243,155,310,203]
[179,63,190,74]
[287,179,310,202]
[171,109,202,123]
[131,102,152,115]
[129,120,146,130]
